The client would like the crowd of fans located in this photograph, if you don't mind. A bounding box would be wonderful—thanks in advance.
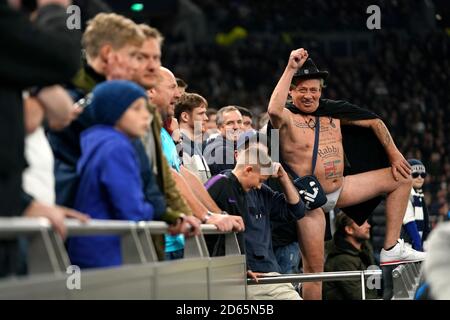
[159,0,450,220]
[1,0,449,300]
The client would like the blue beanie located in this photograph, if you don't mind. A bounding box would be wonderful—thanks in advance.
[89,80,147,126]
[408,159,426,174]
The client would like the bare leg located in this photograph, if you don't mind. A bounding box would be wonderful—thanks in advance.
[383,176,412,248]
[296,207,325,300]
[336,168,412,249]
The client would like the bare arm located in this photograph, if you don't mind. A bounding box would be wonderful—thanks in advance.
[180,166,221,212]
[171,168,209,218]
[268,48,309,129]
[23,97,45,134]
[272,163,300,204]
[341,118,411,179]
[37,85,76,130]
[177,167,245,232]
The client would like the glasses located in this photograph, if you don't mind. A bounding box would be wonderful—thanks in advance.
[412,172,426,179]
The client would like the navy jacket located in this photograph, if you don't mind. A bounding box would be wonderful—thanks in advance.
[67,126,156,268]
[203,136,236,176]
[206,170,305,273]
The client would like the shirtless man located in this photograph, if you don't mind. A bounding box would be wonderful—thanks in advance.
[268,48,426,299]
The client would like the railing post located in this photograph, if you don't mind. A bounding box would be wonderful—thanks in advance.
[27,228,64,275]
[224,233,241,255]
[184,235,206,258]
[137,221,160,262]
[360,271,366,300]
[49,230,71,271]
[121,227,147,264]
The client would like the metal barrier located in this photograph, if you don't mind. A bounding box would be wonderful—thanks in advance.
[0,217,246,300]
[4,217,421,300]
[391,262,422,299]
[247,269,382,300]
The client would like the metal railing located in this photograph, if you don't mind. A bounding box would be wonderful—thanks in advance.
[0,218,243,275]
[0,217,422,300]
[0,217,247,300]
[247,269,382,300]
[391,262,422,299]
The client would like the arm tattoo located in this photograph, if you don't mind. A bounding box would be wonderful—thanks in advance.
[375,120,392,148]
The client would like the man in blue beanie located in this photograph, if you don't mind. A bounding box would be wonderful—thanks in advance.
[67,80,159,268]
[402,159,431,251]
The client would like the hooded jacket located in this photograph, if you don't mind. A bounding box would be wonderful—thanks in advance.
[67,125,154,268]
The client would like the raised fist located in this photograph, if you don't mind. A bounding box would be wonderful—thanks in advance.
[288,48,309,70]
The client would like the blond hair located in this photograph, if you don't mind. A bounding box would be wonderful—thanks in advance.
[138,24,164,45]
[82,13,145,60]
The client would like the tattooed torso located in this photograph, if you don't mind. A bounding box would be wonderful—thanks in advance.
[280,113,344,194]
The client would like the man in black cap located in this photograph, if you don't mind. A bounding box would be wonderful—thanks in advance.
[267,48,426,299]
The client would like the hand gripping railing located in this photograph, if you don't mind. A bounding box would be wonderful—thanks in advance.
[247,269,383,300]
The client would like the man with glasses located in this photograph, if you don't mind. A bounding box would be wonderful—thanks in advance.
[402,159,431,252]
